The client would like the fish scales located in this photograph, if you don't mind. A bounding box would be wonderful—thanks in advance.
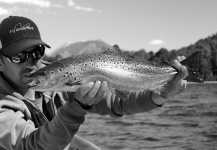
[53,52,176,92]
[28,45,203,96]
[62,55,141,91]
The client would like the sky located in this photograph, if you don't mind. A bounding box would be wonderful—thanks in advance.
[0,0,217,55]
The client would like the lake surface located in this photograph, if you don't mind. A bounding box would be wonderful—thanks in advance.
[77,83,217,150]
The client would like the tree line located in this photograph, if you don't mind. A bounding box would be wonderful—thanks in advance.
[122,33,217,81]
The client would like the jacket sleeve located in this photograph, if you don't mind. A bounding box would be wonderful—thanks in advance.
[89,90,160,117]
[0,97,87,150]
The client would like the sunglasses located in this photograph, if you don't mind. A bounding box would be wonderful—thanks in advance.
[4,46,45,64]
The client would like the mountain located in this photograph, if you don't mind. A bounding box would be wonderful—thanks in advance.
[50,39,111,58]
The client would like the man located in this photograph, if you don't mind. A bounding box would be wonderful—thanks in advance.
[0,16,187,150]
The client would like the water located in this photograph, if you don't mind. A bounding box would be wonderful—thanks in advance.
[77,83,217,150]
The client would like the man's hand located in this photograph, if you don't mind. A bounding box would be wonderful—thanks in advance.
[74,81,108,106]
[151,56,188,105]
[163,55,188,97]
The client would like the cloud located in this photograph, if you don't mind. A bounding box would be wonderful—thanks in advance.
[51,3,63,8]
[149,39,165,45]
[75,6,94,12]
[0,7,9,15]
[67,0,99,12]
[0,0,100,15]
[0,0,51,8]
[0,0,52,15]
[68,0,75,6]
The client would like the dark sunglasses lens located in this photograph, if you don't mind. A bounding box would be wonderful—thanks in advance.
[10,53,28,63]
[9,56,21,63]
[33,46,45,59]
[8,46,45,64]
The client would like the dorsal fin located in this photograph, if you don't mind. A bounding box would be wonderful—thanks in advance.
[103,44,123,56]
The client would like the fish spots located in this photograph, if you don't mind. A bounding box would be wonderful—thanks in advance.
[70,70,77,75]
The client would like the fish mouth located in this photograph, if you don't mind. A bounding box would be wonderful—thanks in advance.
[28,80,39,87]
[28,85,37,89]
[23,68,37,77]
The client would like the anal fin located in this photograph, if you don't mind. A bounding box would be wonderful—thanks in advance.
[153,85,168,98]
[114,89,130,100]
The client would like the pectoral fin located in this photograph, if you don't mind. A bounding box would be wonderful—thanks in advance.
[57,81,83,92]
[65,80,82,86]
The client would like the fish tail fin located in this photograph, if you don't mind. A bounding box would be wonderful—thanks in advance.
[180,51,204,83]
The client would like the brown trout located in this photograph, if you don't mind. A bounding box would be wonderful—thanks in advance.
[28,45,203,97]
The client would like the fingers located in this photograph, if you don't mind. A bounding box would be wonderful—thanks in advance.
[178,80,187,93]
[86,81,101,99]
[92,81,108,104]
[176,65,188,80]
[182,80,187,89]
[170,57,188,81]
[164,55,188,98]
[74,82,94,100]
[74,81,108,105]
[175,56,186,62]
[84,81,108,105]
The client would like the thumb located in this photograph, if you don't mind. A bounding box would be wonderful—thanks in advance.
[174,66,188,82]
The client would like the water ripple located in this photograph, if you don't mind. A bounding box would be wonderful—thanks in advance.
[77,83,217,150]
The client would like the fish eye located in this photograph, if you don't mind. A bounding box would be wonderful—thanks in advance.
[39,71,46,76]
[36,81,41,84]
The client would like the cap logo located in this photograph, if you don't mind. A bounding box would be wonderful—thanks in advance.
[9,23,34,34]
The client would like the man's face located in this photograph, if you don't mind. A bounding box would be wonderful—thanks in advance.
[1,46,42,89]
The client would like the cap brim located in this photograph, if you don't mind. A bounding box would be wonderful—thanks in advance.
[1,38,51,57]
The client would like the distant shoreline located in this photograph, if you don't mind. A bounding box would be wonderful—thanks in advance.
[188,81,217,84]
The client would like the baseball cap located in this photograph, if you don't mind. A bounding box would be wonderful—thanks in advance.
[0,16,50,57]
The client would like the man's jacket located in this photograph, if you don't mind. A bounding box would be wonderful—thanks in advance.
[0,61,159,150]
